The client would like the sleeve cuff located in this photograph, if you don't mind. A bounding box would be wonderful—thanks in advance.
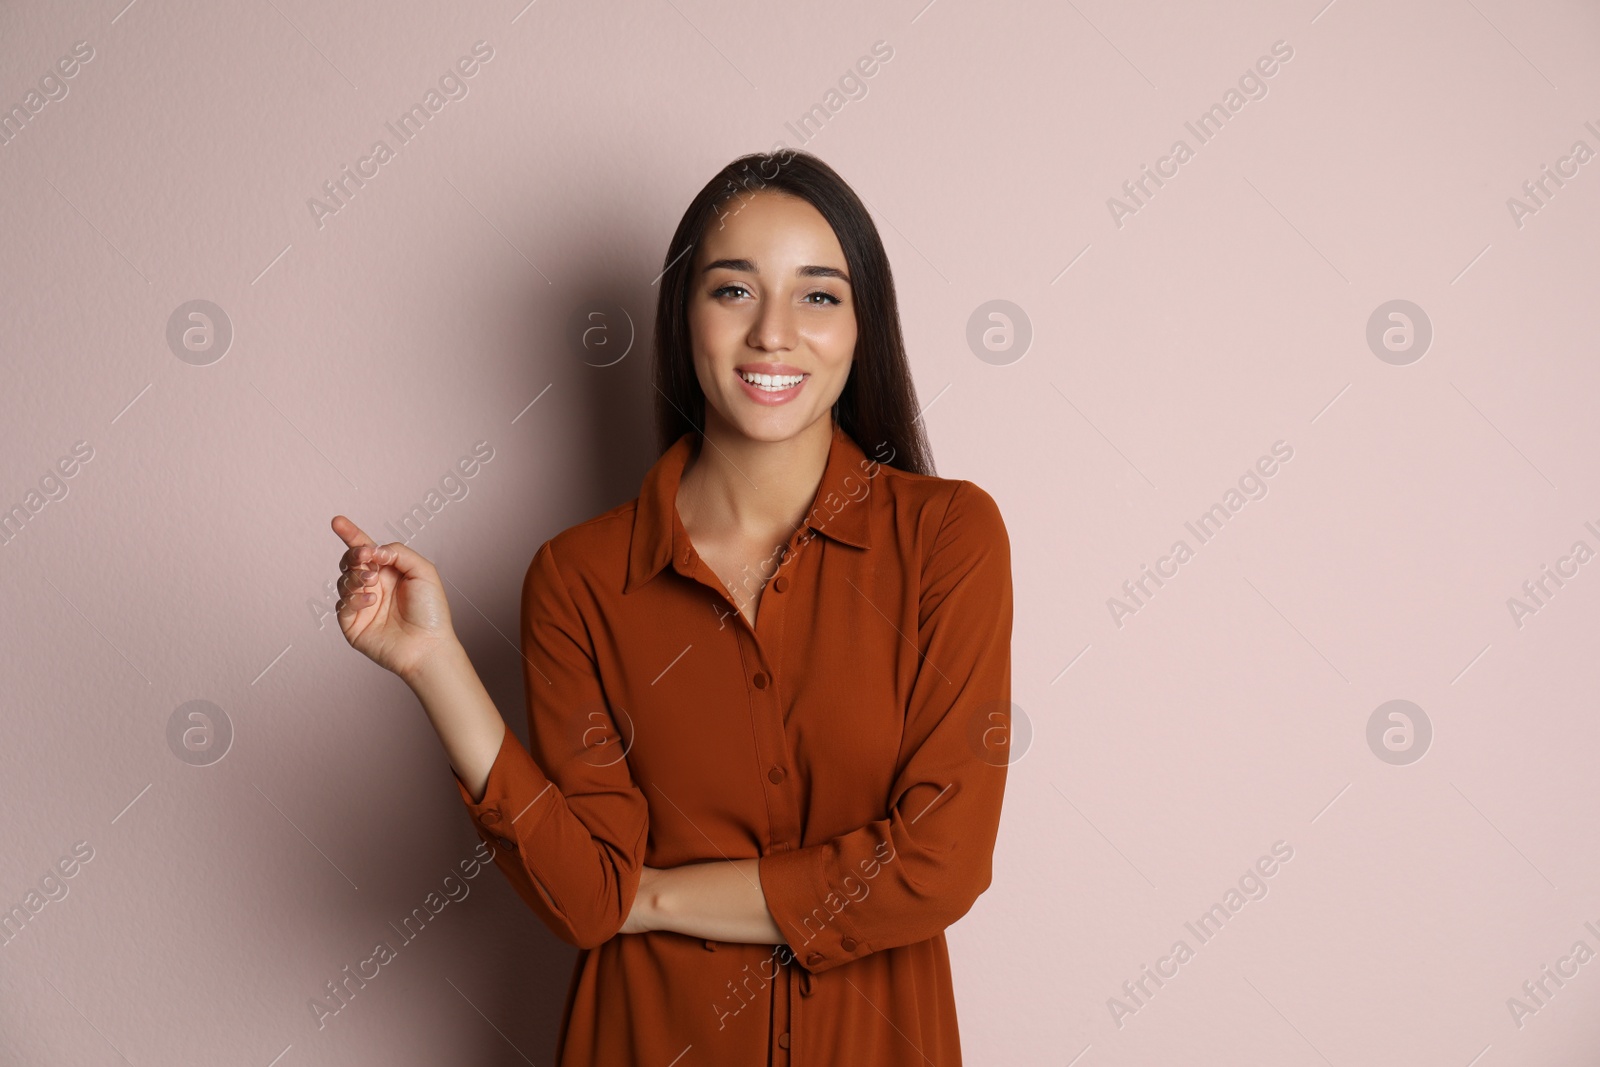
[760,845,868,974]
[453,724,556,860]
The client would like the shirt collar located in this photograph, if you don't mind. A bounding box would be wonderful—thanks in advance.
[626,422,876,593]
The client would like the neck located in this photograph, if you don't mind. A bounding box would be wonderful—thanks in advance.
[679,413,835,542]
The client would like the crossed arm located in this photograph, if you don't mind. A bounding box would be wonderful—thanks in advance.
[432,481,1010,965]
[413,636,783,945]
[624,858,781,943]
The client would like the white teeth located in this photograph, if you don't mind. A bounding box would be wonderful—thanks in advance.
[739,371,805,391]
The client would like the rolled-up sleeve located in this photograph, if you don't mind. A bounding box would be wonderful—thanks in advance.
[453,538,649,950]
[759,479,1013,974]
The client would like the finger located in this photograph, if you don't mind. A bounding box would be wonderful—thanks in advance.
[334,516,389,573]
[368,540,435,582]
[332,515,379,553]
[337,568,375,596]
[336,587,377,619]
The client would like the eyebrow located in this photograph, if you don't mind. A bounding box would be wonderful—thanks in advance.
[702,258,851,284]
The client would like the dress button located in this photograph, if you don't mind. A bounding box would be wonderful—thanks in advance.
[753,672,768,689]
[703,939,717,952]
[494,834,517,853]
[777,1032,791,1049]
[805,952,824,967]
[768,766,785,784]
[773,575,788,593]
[480,810,501,825]
[841,936,857,952]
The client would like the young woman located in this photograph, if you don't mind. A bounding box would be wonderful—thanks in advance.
[330,150,1013,1065]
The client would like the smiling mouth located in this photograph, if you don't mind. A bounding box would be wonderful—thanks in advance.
[736,369,808,392]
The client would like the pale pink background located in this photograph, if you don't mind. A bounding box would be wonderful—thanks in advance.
[3,0,1598,1063]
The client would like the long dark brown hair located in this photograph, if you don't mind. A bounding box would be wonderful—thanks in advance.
[650,149,935,477]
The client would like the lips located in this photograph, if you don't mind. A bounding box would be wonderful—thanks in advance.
[734,366,808,405]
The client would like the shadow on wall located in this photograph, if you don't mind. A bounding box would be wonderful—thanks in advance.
[414,238,661,1061]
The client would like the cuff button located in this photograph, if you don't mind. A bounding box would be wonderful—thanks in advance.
[805,952,823,967]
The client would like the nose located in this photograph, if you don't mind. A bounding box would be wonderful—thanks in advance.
[747,295,796,353]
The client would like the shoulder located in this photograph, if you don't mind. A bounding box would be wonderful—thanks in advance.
[873,464,1009,550]
[523,499,637,591]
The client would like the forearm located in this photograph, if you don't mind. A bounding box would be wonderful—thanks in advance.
[403,637,507,804]
[640,858,784,944]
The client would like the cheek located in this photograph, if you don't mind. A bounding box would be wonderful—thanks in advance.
[686,307,716,369]
[810,316,857,360]
[689,301,739,351]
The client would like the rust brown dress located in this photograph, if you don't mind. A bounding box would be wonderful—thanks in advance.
[453,421,1013,1065]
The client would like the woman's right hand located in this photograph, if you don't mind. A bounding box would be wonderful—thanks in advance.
[331,515,458,684]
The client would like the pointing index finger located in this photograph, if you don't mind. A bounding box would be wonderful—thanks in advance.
[332,514,377,550]
[332,515,385,571]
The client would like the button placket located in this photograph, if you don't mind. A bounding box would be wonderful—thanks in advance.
[743,596,801,855]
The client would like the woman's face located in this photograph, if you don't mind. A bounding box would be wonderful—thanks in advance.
[686,189,857,443]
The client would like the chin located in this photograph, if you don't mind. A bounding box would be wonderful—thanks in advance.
[716,405,827,445]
